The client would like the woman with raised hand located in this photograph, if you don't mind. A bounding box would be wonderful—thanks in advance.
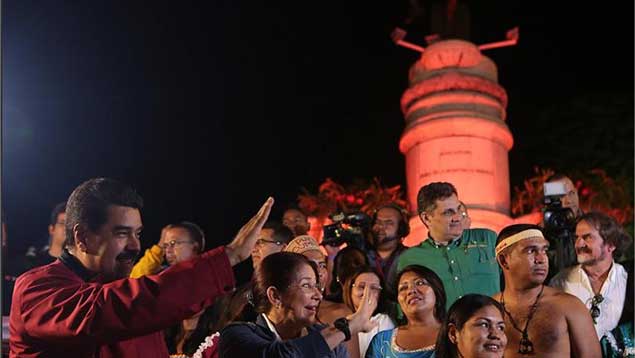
[219,251,378,357]
[366,265,445,358]
[342,267,395,358]
[435,294,507,358]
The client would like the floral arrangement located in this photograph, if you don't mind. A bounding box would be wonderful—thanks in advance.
[297,177,409,219]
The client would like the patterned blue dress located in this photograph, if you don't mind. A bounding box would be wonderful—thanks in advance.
[365,328,435,358]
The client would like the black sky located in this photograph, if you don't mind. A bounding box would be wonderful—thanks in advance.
[2,1,633,255]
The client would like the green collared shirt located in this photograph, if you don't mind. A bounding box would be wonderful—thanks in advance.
[397,228,500,310]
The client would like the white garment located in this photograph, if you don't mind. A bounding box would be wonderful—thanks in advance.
[358,313,395,358]
[262,313,283,341]
[550,262,627,338]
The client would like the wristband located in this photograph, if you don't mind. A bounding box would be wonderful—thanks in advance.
[333,317,351,341]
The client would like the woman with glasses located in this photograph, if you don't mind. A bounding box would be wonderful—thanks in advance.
[342,267,394,358]
[366,265,445,358]
[219,252,378,357]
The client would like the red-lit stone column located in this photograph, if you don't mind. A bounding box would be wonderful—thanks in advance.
[399,40,514,246]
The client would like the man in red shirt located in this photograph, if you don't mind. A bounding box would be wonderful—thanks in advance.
[10,177,273,358]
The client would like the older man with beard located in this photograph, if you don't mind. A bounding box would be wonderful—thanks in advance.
[494,224,600,358]
[550,212,631,340]
[9,178,273,358]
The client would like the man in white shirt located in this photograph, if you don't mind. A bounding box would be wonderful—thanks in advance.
[550,211,632,339]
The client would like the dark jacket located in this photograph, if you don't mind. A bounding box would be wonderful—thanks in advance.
[219,314,348,358]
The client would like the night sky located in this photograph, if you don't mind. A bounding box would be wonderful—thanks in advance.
[3,1,633,257]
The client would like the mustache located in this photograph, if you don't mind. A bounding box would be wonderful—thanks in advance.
[116,249,139,261]
[576,247,592,254]
[372,231,398,244]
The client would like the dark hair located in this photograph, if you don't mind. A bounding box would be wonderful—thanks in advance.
[212,282,257,332]
[342,267,388,316]
[577,212,632,258]
[496,223,543,256]
[372,203,410,238]
[545,173,572,183]
[283,205,308,219]
[164,306,216,356]
[262,221,294,244]
[435,294,504,358]
[170,221,206,253]
[417,182,458,214]
[65,178,143,248]
[50,202,67,226]
[327,246,370,302]
[396,265,446,323]
[253,252,319,314]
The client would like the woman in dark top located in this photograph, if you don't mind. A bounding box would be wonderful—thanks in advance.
[219,252,378,358]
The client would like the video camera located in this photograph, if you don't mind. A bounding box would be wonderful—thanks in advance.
[322,212,371,251]
[543,182,576,235]
[543,181,577,274]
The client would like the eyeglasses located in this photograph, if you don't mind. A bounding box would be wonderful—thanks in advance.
[590,294,603,324]
[160,240,194,250]
[438,208,468,219]
[351,283,383,292]
[255,238,284,246]
[398,278,430,292]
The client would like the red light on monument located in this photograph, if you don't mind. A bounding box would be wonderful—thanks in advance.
[398,39,521,245]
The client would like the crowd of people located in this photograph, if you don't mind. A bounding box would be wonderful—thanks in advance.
[3,176,633,357]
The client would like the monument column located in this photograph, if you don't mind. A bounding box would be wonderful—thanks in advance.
[399,40,514,246]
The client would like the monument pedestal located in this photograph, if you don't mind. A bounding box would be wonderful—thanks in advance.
[399,40,516,245]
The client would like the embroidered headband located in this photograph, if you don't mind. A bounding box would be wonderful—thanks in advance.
[284,235,321,255]
[495,229,544,256]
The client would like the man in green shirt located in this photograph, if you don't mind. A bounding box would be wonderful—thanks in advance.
[397,182,500,309]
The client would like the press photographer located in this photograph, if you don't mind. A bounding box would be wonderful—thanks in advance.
[365,204,410,297]
[322,204,409,307]
[543,174,583,279]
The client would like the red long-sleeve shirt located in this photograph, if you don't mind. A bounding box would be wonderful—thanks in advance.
[9,246,235,358]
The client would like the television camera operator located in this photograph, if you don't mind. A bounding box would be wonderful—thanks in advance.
[543,174,583,280]
[365,204,410,298]
[320,210,372,296]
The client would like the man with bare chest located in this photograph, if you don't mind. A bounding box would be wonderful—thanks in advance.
[493,224,600,358]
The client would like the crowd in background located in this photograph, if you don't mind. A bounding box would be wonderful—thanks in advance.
[3,176,633,358]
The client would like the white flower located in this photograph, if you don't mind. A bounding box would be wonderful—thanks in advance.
[192,332,220,358]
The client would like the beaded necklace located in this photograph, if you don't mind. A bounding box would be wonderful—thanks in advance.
[500,285,544,355]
